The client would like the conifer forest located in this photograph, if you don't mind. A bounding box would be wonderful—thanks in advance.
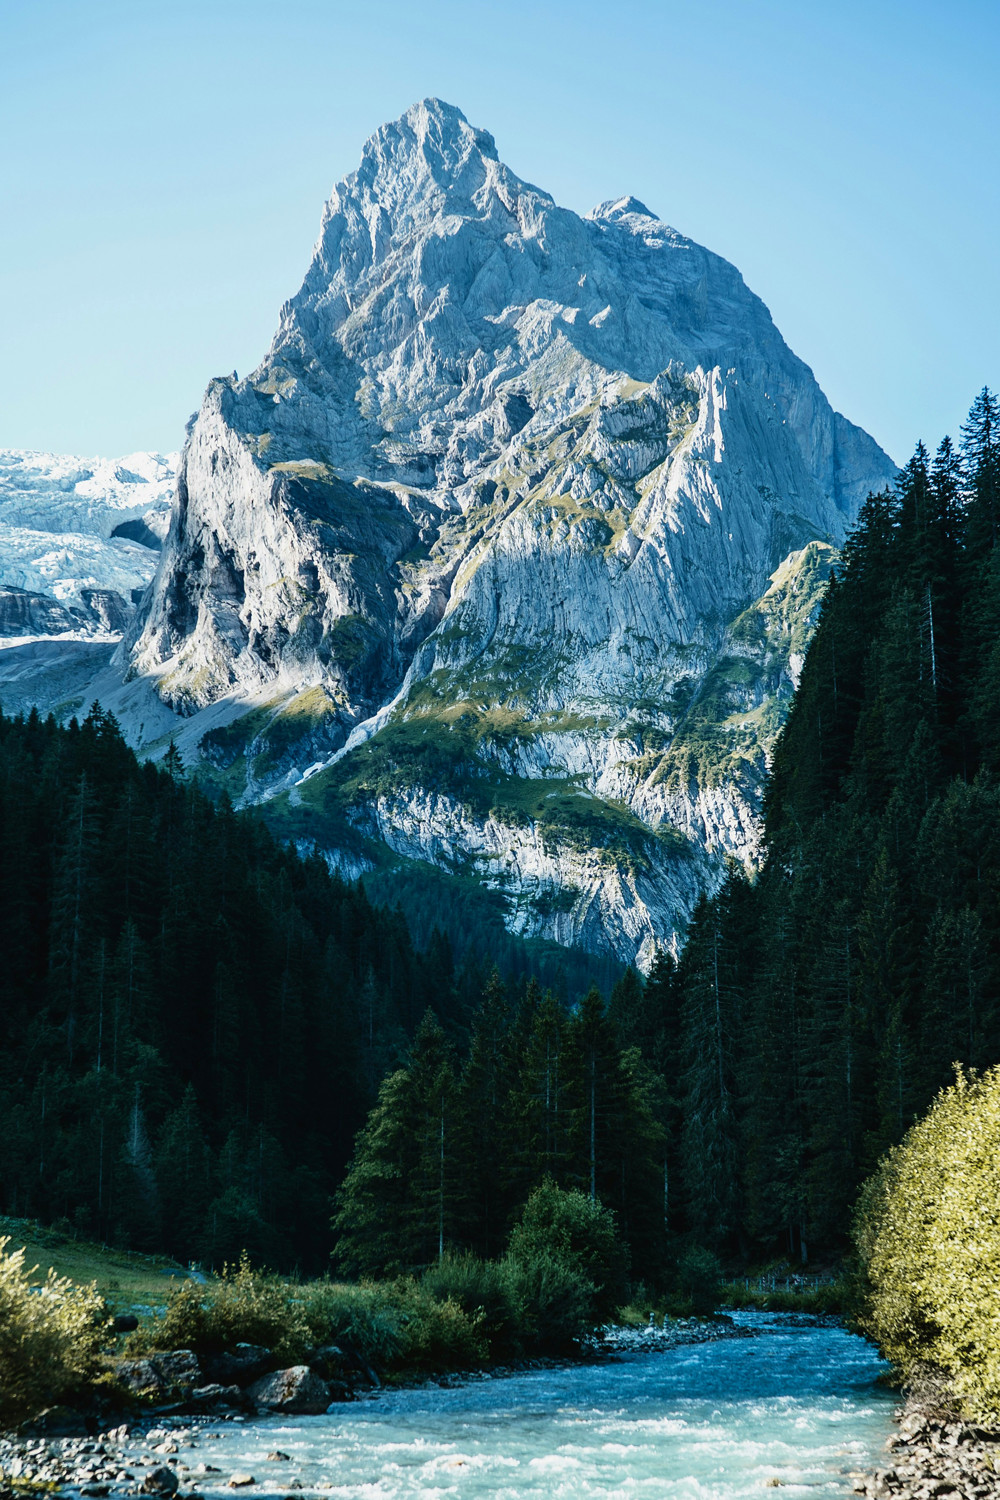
[2,391,999,1288]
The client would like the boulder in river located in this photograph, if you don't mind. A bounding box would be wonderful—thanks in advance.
[114,1359,165,1397]
[248,1366,330,1414]
[18,1405,93,1437]
[309,1344,353,1379]
[189,1383,255,1414]
[140,1466,179,1495]
[115,1349,201,1398]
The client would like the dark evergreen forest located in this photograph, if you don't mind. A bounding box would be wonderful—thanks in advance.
[0,710,532,1270]
[4,389,998,1286]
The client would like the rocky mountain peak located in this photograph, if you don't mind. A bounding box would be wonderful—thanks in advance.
[116,103,897,967]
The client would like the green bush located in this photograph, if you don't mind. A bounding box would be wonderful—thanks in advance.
[853,1065,1000,1421]
[0,1236,110,1418]
[420,1253,520,1357]
[302,1281,406,1368]
[387,1278,487,1368]
[719,1282,846,1314]
[498,1250,596,1352]
[304,1274,487,1371]
[675,1247,722,1316]
[127,1253,310,1361]
[507,1180,628,1319]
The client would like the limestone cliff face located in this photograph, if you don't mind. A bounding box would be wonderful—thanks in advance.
[124,99,896,965]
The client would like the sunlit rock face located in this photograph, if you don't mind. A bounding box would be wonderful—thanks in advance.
[123,99,896,966]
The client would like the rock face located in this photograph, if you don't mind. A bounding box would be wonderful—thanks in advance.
[120,98,895,964]
[0,448,175,637]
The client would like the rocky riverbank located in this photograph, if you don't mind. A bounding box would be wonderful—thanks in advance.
[854,1377,1000,1500]
[0,1317,755,1496]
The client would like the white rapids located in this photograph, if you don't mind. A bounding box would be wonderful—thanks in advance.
[124,1316,894,1499]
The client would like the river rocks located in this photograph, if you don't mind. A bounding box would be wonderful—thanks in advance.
[114,1360,164,1397]
[139,1465,179,1494]
[188,1384,254,1414]
[228,1474,256,1487]
[855,1382,1000,1500]
[203,1344,274,1387]
[17,1405,94,1438]
[247,1366,330,1414]
[594,1318,757,1356]
[114,1350,201,1398]
[151,1351,201,1391]
[308,1344,351,1378]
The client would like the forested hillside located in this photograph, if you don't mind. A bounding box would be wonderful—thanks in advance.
[0,709,588,1270]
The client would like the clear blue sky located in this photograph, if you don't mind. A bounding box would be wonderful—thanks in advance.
[2,0,997,464]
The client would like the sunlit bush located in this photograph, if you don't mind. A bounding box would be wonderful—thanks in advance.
[853,1065,1000,1420]
[127,1252,310,1361]
[0,1236,109,1418]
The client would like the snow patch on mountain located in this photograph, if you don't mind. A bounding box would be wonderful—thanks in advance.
[0,449,177,632]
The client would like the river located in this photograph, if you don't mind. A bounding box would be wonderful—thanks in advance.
[135,1316,894,1499]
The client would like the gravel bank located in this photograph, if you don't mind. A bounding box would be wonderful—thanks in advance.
[854,1381,1000,1500]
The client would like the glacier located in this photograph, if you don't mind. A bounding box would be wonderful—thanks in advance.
[0,449,176,639]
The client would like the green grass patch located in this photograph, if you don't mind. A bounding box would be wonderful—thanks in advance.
[0,1217,188,1311]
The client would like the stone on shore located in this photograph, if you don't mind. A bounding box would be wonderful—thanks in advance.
[203,1344,274,1387]
[248,1366,330,1414]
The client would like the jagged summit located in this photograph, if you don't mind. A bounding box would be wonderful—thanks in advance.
[321,98,507,233]
[588,196,660,222]
[118,102,897,966]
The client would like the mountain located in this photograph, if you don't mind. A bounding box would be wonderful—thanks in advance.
[35,100,899,965]
[0,448,176,637]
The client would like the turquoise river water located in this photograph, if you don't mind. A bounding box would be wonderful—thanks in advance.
[139,1316,895,1499]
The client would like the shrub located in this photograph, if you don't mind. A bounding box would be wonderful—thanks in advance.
[507,1180,628,1319]
[303,1281,406,1368]
[0,1236,110,1418]
[128,1253,310,1361]
[675,1247,722,1316]
[719,1282,846,1314]
[498,1250,596,1352]
[387,1278,487,1368]
[420,1253,520,1357]
[304,1274,487,1371]
[852,1065,1000,1421]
